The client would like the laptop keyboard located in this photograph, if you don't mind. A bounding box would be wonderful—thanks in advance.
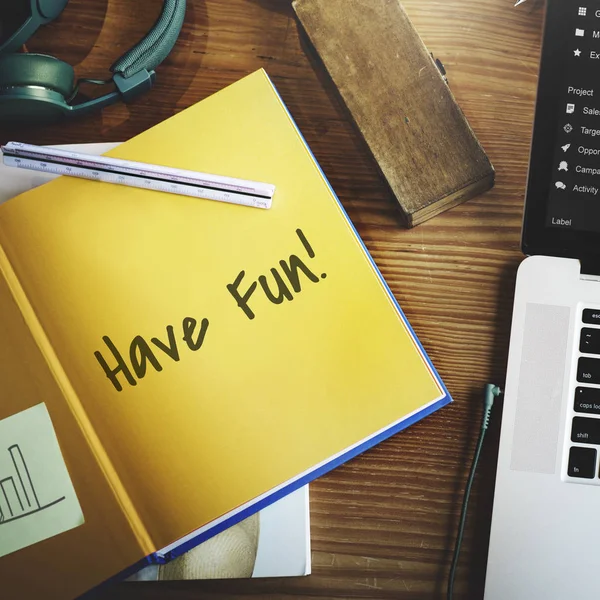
[568,308,600,479]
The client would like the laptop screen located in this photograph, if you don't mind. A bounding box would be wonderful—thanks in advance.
[522,0,600,264]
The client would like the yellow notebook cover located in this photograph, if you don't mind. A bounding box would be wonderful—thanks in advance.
[0,69,450,599]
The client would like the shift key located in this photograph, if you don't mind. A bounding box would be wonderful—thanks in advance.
[572,416,600,444]
[577,357,600,383]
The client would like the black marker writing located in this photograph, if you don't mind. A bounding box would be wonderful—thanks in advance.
[227,229,326,320]
[94,317,210,392]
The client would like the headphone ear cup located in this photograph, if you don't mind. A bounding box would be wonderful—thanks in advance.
[0,53,75,98]
[0,53,75,123]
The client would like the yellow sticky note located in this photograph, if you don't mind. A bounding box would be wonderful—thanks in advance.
[0,404,84,558]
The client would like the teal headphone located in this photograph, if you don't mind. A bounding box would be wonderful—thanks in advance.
[0,0,186,124]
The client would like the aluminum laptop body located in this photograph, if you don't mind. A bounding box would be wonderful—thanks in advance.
[484,1,600,598]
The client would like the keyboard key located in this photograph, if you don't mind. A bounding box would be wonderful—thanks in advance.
[567,446,597,478]
[574,387,600,414]
[581,328,600,354]
[583,309,600,325]
[577,357,600,384]
[571,416,600,444]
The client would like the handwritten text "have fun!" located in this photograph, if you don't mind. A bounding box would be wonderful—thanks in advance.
[94,229,326,391]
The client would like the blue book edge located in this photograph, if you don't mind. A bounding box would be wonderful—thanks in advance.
[78,70,452,599]
[80,393,449,599]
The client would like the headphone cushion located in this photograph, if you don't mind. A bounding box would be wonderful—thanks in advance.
[0,53,75,98]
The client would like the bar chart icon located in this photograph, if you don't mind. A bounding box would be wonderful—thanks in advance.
[0,444,65,525]
[0,404,84,559]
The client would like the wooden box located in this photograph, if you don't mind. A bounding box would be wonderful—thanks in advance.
[293,0,495,226]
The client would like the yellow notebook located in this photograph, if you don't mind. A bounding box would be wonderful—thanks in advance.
[0,69,450,599]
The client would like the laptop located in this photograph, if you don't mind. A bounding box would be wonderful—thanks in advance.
[484,2,600,598]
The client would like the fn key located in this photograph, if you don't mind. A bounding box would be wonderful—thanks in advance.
[568,446,597,478]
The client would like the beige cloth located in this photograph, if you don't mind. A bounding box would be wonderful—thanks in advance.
[159,512,260,580]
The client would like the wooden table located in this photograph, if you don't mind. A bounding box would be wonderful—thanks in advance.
[0,0,545,598]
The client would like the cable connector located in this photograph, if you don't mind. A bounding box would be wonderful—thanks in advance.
[483,384,502,431]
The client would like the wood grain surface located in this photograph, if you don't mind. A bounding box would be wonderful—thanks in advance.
[0,0,546,598]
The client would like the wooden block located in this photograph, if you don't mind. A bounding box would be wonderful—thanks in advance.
[292,0,495,227]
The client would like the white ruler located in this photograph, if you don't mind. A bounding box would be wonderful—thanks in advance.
[1,141,275,209]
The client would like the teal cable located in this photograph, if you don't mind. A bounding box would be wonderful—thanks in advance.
[447,384,501,600]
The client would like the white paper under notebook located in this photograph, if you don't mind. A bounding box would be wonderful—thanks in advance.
[129,486,310,581]
[0,142,311,581]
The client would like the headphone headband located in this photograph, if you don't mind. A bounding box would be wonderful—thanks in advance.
[111,0,186,79]
[0,0,69,55]
[0,0,186,122]
[70,0,186,114]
